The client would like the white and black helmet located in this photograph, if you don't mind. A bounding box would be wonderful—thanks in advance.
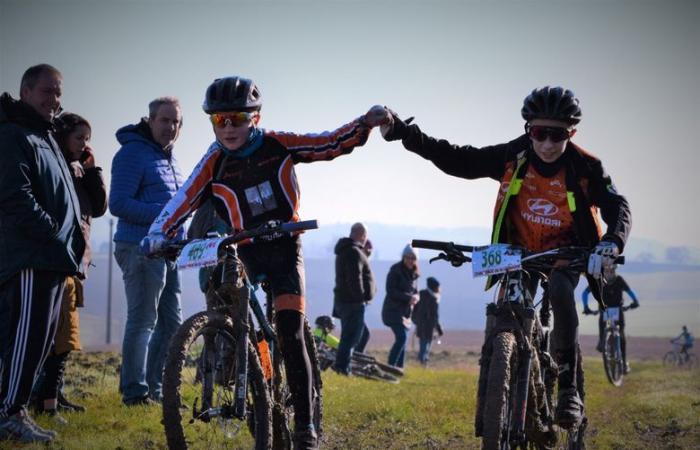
[203,76,262,113]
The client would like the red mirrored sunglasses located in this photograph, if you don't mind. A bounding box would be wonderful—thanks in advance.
[209,111,258,128]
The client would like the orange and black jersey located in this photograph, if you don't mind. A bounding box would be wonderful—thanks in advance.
[149,118,371,238]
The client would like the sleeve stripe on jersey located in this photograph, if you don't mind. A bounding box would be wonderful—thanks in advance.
[212,183,245,232]
[277,155,300,222]
[161,148,221,235]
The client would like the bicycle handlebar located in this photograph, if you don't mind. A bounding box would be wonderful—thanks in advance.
[153,219,319,259]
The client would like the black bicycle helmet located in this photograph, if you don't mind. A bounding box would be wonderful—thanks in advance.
[203,76,262,113]
[521,86,582,125]
[315,315,335,332]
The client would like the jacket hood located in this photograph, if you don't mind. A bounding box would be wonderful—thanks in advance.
[0,92,53,132]
[115,118,161,150]
[334,237,360,255]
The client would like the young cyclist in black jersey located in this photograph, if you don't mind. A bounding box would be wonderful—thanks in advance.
[380,86,632,427]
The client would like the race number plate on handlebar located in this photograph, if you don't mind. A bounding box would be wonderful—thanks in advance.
[176,237,225,269]
[471,244,522,277]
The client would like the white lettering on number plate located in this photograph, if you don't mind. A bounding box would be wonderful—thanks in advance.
[176,238,224,269]
[472,244,522,278]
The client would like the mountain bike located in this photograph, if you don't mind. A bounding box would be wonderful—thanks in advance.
[584,305,631,386]
[412,240,619,450]
[313,337,401,383]
[663,343,697,369]
[156,220,321,450]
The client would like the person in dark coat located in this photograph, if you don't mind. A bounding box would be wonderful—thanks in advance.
[382,244,419,368]
[0,64,85,443]
[412,277,443,366]
[34,113,107,420]
[332,223,376,374]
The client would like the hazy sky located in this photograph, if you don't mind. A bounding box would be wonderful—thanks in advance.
[1,0,698,248]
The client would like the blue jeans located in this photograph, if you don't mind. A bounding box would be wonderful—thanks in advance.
[355,324,370,354]
[388,323,408,368]
[333,302,366,374]
[418,338,433,365]
[115,242,182,402]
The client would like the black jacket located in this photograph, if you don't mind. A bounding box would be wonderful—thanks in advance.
[382,261,419,326]
[412,289,443,340]
[390,122,631,251]
[0,93,85,284]
[333,237,375,304]
[66,160,107,279]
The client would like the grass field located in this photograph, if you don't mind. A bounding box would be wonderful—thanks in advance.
[2,351,698,449]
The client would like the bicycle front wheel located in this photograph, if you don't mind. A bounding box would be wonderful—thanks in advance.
[481,332,518,450]
[162,311,272,450]
[663,351,678,367]
[602,330,624,386]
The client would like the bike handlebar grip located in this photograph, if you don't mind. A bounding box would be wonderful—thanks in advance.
[282,220,319,233]
[412,239,450,251]
[615,255,625,265]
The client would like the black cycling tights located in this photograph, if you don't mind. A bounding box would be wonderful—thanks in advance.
[275,309,312,430]
[548,269,580,353]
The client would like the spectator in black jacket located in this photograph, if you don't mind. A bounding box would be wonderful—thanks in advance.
[412,277,443,366]
[33,113,107,421]
[332,223,376,375]
[0,64,85,443]
[382,244,419,368]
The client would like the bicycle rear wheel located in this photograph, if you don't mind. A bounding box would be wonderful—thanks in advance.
[270,320,323,450]
[602,330,624,386]
[162,311,271,450]
[481,332,518,450]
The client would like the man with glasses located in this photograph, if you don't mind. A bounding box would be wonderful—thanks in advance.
[109,97,185,406]
[380,86,631,428]
[142,76,390,449]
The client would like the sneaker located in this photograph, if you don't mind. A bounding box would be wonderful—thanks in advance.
[123,395,157,407]
[0,410,56,443]
[555,387,583,429]
[293,424,318,450]
[57,391,86,412]
[624,362,631,374]
[43,409,69,426]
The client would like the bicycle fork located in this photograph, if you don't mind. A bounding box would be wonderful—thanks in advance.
[221,246,251,419]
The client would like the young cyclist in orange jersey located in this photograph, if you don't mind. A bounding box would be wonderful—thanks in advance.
[142,76,390,449]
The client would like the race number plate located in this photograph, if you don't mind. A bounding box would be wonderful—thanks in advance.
[176,237,224,269]
[472,244,522,277]
[603,307,620,322]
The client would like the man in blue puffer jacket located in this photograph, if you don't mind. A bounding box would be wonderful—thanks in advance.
[109,97,185,406]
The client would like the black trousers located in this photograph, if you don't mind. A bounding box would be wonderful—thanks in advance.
[0,269,65,418]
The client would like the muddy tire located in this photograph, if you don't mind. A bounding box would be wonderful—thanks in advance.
[162,311,272,450]
[481,332,518,450]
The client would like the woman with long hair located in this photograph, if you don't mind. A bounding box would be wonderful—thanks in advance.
[35,112,107,421]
